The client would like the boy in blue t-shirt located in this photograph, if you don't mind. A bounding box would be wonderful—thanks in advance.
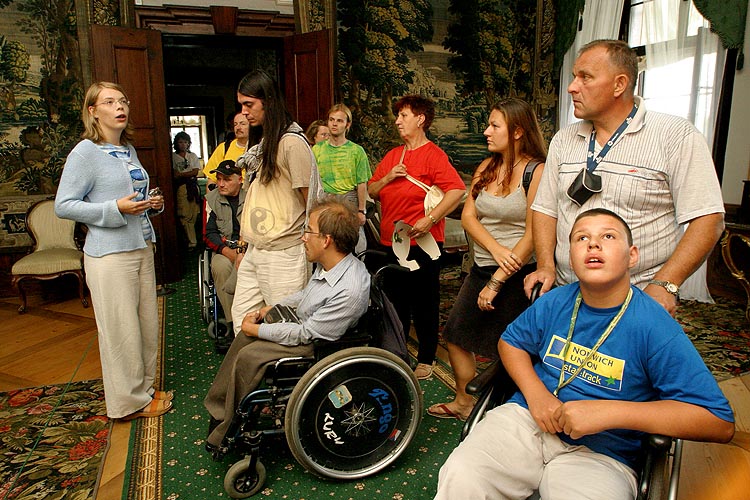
[436,208,735,500]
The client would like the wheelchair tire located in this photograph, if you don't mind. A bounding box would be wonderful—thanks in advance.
[284,346,423,480]
[224,457,266,499]
[197,252,209,323]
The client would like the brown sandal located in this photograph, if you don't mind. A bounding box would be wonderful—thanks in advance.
[121,398,172,421]
[152,390,174,402]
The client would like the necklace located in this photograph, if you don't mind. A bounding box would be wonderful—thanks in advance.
[492,157,525,194]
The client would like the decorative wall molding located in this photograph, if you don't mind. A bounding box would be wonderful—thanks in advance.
[134,4,295,36]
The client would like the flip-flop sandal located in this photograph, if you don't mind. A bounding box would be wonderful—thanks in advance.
[427,403,468,421]
[152,390,174,402]
[121,398,172,421]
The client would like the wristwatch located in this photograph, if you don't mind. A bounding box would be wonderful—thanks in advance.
[648,279,679,296]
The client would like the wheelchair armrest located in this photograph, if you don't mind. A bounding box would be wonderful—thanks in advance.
[313,331,373,360]
[466,360,501,396]
[645,434,673,451]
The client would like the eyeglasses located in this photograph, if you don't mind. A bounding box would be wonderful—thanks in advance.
[93,98,130,108]
[300,226,323,239]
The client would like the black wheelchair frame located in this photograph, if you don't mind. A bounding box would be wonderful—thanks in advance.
[209,262,424,498]
[459,284,683,500]
[199,240,246,352]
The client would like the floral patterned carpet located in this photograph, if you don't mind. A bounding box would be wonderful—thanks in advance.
[0,379,110,499]
[437,263,750,380]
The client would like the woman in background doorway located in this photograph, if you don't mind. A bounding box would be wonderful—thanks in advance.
[172,131,201,249]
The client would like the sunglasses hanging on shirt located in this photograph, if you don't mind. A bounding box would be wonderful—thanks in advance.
[566,104,638,206]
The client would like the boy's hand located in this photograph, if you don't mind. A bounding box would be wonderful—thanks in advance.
[526,391,563,434]
[553,400,612,439]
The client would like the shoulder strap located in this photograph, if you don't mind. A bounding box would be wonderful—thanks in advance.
[522,160,541,193]
[223,139,232,155]
[400,146,433,193]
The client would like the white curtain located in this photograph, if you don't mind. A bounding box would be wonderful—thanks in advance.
[640,0,726,146]
[558,0,625,130]
[640,0,726,303]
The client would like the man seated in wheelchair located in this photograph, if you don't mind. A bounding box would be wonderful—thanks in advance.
[436,208,735,500]
[204,159,246,329]
[204,200,370,451]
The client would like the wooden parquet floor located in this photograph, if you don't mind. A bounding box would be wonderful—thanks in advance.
[1,285,749,499]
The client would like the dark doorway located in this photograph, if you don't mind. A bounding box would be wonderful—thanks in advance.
[162,34,283,150]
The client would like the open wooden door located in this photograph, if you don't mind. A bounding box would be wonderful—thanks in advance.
[283,29,334,129]
[90,25,180,284]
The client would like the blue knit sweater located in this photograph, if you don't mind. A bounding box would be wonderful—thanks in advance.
[55,139,157,257]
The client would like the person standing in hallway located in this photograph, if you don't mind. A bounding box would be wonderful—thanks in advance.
[203,112,257,184]
[231,69,316,338]
[55,81,173,420]
[368,94,466,380]
[313,103,371,253]
[172,131,202,249]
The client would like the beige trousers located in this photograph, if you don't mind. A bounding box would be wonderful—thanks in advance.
[176,184,199,246]
[210,252,236,318]
[84,244,159,418]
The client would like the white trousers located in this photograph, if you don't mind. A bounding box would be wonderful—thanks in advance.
[230,243,309,336]
[84,244,159,418]
[436,403,637,500]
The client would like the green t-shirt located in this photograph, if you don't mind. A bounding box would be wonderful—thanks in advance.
[312,140,371,194]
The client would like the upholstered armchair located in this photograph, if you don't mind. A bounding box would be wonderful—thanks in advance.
[11,199,88,313]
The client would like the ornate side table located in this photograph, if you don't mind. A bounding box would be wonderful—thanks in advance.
[720,223,750,322]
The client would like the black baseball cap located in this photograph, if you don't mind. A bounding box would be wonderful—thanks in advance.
[210,159,242,176]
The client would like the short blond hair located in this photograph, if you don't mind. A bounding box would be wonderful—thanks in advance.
[81,82,135,145]
[328,103,352,124]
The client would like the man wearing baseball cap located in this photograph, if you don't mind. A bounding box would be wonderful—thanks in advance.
[204,159,246,351]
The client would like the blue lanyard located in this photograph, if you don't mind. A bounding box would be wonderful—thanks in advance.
[586,104,638,173]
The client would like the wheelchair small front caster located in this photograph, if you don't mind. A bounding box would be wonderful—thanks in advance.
[224,457,266,498]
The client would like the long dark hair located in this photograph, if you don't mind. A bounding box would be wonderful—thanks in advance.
[472,98,547,199]
[237,70,292,185]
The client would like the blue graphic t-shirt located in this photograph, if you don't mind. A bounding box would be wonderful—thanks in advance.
[502,283,734,469]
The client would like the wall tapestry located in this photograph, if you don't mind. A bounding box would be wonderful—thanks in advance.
[310,0,558,176]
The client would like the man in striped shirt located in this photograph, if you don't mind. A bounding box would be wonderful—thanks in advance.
[526,39,724,316]
[204,201,370,450]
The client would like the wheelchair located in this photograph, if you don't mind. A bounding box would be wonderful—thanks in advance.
[210,263,424,498]
[460,359,683,500]
[197,248,232,351]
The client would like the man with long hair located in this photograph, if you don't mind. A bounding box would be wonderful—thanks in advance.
[231,70,320,338]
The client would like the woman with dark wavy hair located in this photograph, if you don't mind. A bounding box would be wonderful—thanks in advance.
[428,97,547,421]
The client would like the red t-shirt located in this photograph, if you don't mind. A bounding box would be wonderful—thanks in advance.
[370,142,465,246]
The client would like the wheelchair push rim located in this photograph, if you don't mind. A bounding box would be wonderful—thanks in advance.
[197,251,212,324]
[285,346,423,480]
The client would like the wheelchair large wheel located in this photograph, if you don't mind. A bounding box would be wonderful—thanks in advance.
[224,458,266,499]
[207,317,230,340]
[198,251,212,323]
[284,346,423,480]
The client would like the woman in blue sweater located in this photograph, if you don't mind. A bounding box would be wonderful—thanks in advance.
[55,82,173,420]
